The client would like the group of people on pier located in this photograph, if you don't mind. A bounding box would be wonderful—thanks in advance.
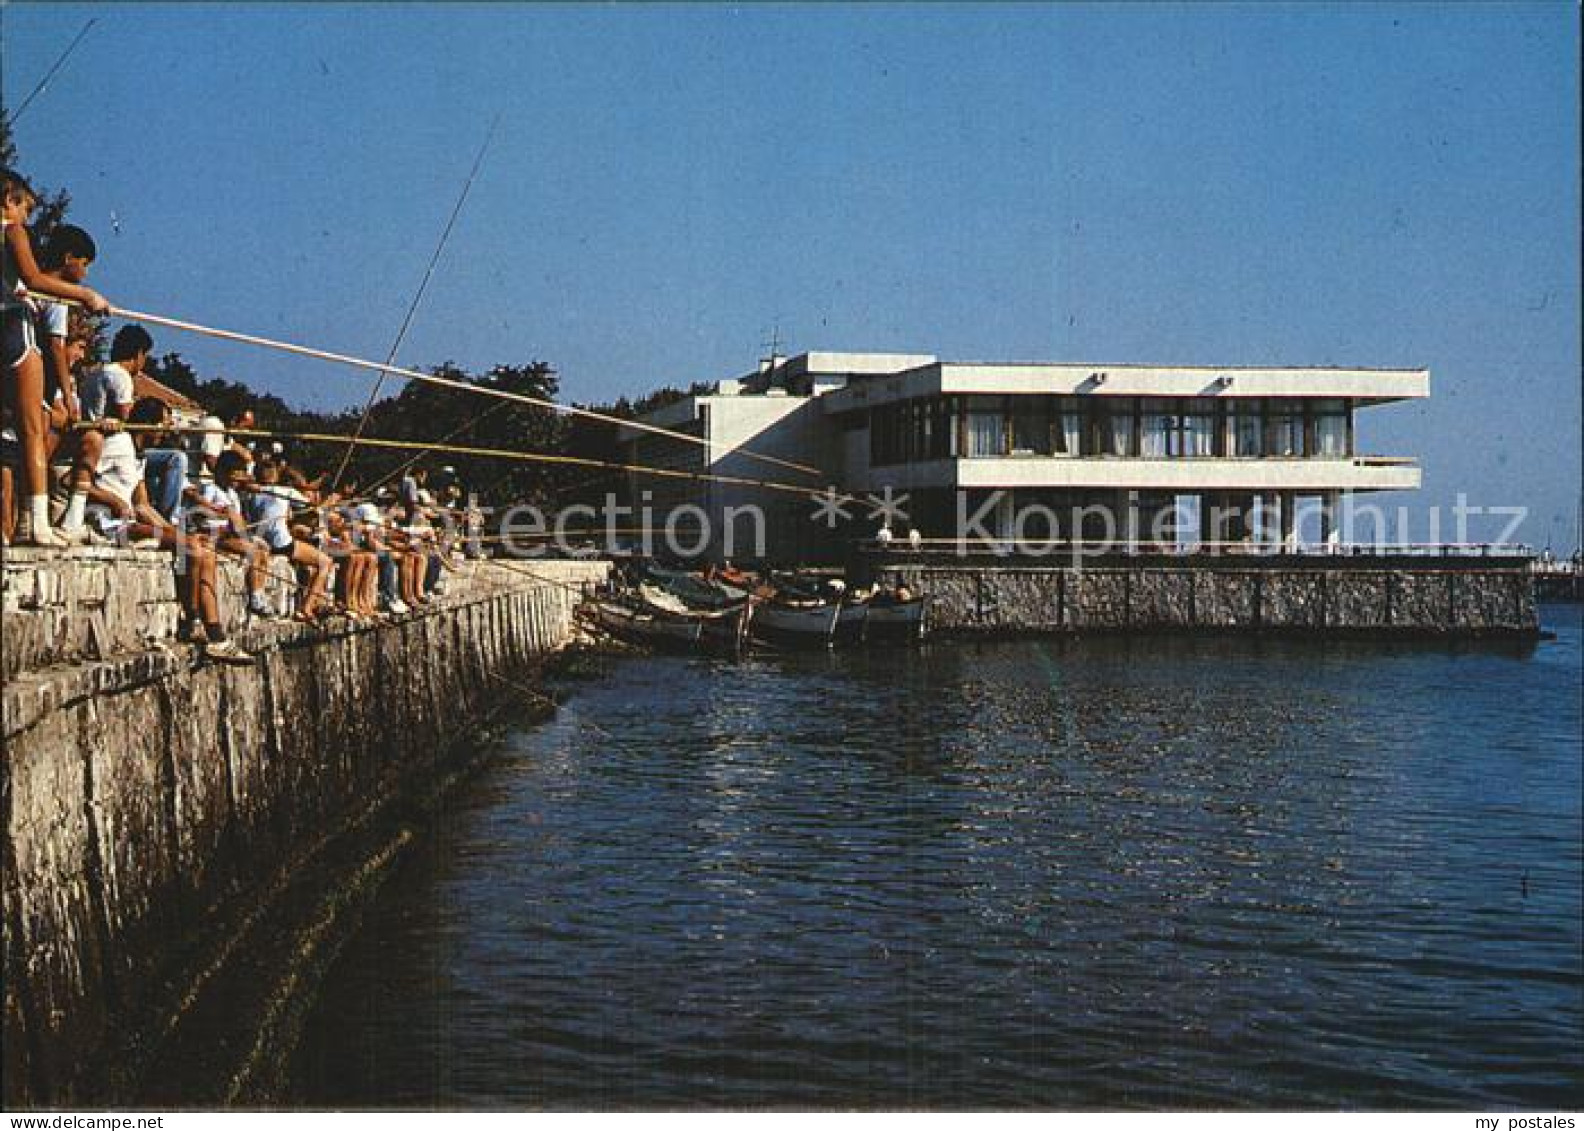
[3,166,472,665]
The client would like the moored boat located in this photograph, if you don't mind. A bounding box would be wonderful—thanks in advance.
[750,597,841,648]
[698,599,754,652]
[864,592,929,642]
[833,597,869,644]
[591,597,704,650]
[636,577,753,652]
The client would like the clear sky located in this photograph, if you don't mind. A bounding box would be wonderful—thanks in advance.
[2,2,1578,543]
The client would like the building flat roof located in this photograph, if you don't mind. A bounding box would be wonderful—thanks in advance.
[820,360,1429,413]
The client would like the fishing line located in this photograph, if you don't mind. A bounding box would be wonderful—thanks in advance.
[39,294,822,479]
[328,114,500,493]
[91,421,833,501]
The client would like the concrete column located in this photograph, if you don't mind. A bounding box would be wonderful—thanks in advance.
[1198,493,1217,547]
[1320,490,1341,551]
[1232,493,1257,543]
[1249,493,1268,545]
[1279,491,1298,550]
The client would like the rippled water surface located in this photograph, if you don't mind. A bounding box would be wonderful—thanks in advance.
[294,608,1583,1108]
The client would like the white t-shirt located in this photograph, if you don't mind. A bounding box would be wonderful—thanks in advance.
[39,300,68,339]
[37,302,71,408]
[246,485,307,551]
[194,415,226,482]
[78,362,135,422]
[194,481,242,537]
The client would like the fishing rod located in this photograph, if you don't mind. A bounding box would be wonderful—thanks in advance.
[37,294,822,480]
[359,398,513,498]
[328,115,500,494]
[89,421,834,501]
[8,18,97,123]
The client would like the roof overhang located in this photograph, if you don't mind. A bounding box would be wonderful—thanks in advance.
[822,363,1430,414]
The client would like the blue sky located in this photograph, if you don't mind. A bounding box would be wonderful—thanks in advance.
[2,3,1578,542]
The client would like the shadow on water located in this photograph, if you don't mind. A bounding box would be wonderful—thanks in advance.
[290,608,1583,1109]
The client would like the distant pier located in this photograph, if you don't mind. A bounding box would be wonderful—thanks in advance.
[865,544,1540,637]
[1532,559,1582,603]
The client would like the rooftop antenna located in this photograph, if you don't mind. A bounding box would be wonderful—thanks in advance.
[758,320,788,383]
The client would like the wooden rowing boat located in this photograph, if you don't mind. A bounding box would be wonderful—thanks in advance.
[750,597,841,648]
[592,597,704,650]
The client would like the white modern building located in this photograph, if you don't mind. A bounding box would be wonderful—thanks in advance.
[617,352,1426,561]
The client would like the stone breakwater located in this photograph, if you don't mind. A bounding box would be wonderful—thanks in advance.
[880,554,1538,636]
[1,551,608,1106]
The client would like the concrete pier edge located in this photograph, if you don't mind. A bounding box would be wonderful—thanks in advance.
[875,553,1538,637]
[2,554,608,1107]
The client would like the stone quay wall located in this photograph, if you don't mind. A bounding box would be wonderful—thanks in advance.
[878,553,1538,636]
[1,550,608,1106]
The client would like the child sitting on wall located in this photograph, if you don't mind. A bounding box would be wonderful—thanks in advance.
[190,449,276,619]
[89,397,254,665]
[246,454,332,623]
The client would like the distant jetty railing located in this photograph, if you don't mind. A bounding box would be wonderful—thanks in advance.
[862,539,1536,560]
[1531,557,1583,601]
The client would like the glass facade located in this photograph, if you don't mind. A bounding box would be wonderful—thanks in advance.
[868,395,1354,467]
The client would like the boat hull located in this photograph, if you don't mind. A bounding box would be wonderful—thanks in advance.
[750,601,840,648]
[593,600,704,650]
[698,600,754,653]
[864,596,929,642]
[833,601,869,645]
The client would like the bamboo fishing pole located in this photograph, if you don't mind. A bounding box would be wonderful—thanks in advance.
[93,421,835,502]
[328,115,500,493]
[37,293,822,479]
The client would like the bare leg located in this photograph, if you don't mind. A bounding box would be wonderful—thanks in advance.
[290,541,331,619]
[1,464,13,543]
[7,354,64,545]
[11,355,47,499]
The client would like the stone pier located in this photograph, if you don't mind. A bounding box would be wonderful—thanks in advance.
[1,550,608,1106]
[876,552,1538,636]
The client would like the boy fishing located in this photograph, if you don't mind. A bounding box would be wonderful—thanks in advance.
[2,167,109,546]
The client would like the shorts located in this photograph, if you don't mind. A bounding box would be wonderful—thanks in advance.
[269,540,295,558]
[85,503,131,539]
[2,308,39,370]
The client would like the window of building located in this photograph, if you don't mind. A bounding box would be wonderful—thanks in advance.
[1054,398,1084,455]
[943,396,962,458]
[1102,404,1135,456]
[1140,399,1175,457]
[1227,404,1263,456]
[965,397,1007,457]
[1179,405,1216,457]
[870,402,899,466]
[1268,403,1303,456]
[1314,399,1349,456]
[1011,397,1053,455]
